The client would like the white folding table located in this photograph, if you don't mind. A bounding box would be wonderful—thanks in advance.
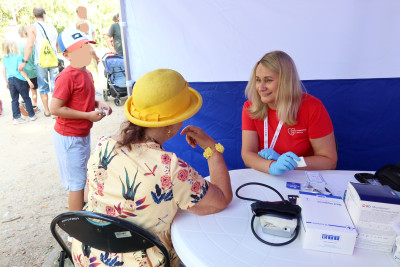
[171,169,398,267]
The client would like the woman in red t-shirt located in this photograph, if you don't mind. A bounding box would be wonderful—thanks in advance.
[242,51,337,175]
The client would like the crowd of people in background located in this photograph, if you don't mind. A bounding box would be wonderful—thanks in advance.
[0,5,122,122]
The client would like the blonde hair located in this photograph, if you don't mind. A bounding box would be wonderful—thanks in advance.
[2,38,19,56]
[18,25,28,38]
[244,50,304,126]
[76,19,89,33]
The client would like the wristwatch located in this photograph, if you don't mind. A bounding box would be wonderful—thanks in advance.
[23,60,28,63]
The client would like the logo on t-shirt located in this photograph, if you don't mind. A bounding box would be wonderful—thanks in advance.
[288,128,307,136]
[72,32,83,39]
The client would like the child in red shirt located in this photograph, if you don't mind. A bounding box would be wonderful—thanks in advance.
[50,29,112,210]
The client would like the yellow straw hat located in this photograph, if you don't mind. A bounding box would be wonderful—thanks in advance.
[124,69,203,127]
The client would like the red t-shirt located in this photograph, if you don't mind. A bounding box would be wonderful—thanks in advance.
[242,93,333,157]
[53,66,96,137]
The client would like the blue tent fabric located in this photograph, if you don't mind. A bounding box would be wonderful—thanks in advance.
[305,78,400,171]
[164,82,247,177]
[164,78,400,177]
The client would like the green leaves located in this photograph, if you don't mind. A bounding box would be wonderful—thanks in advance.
[98,141,116,170]
[120,167,142,201]
[0,0,119,48]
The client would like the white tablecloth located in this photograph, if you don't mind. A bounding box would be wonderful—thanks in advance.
[171,169,398,267]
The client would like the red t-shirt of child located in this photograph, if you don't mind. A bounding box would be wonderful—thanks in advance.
[242,93,333,157]
[53,66,96,137]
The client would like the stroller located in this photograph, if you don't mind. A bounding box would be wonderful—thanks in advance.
[101,53,127,106]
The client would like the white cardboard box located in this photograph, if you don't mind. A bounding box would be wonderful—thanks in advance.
[344,182,400,252]
[298,191,357,255]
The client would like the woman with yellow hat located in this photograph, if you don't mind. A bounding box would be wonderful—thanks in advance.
[71,69,232,266]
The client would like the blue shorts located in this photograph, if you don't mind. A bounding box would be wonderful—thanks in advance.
[36,65,59,94]
[53,130,91,191]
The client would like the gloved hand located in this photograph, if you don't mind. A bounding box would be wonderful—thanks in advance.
[269,152,300,175]
[258,148,281,160]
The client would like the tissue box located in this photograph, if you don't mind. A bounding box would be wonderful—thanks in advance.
[298,191,357,255]
[344,182,400,252]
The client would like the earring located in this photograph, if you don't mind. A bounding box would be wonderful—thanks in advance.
[167,129,171,138]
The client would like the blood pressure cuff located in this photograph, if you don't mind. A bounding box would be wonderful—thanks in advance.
[375,164,400,191]
[251,200,301,219]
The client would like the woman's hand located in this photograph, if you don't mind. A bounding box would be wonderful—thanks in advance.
[269,152,300,175]
[28,81,34,89]
[182,125,233,215]
[180,125,215,149]
[258,148,280,160]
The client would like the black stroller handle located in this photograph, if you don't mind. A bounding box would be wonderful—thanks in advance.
[101,52,117,61]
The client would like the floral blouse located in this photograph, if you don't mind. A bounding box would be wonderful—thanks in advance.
[71,137,209,267]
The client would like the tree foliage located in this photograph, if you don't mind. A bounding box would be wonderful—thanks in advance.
[0,0,119,47]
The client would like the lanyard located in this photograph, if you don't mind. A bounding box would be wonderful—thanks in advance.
[264,116,283,150]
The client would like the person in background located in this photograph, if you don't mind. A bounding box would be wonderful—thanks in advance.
[106,13,123,55]
[18,6,59,117]
[50,29,112,211]
[75,18,100,88]
[75,19,99,62]
[242,50,337,175]
[18,25,39,113]
[2,21,19,118]
[70,6,95,41]
[2,38,36,124]
[71,69,232,266]
[70,6,99,66]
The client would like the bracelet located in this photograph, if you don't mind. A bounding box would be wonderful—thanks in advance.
[267,160,275,171]
[203,143,224,159]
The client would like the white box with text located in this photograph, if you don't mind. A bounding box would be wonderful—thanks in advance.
[298,191,357,255]
[344,182,400,252]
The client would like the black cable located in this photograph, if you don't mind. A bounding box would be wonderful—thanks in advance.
[236,182,300,246]
[235,182,285,202]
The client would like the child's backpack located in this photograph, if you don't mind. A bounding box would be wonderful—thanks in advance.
[36,22,58,68]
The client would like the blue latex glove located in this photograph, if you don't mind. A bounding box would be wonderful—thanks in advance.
[258,148,281,160]
[269,152,300,175]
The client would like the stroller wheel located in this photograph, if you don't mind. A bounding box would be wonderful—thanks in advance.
[114,98,121,106]
[103,89,108,101]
